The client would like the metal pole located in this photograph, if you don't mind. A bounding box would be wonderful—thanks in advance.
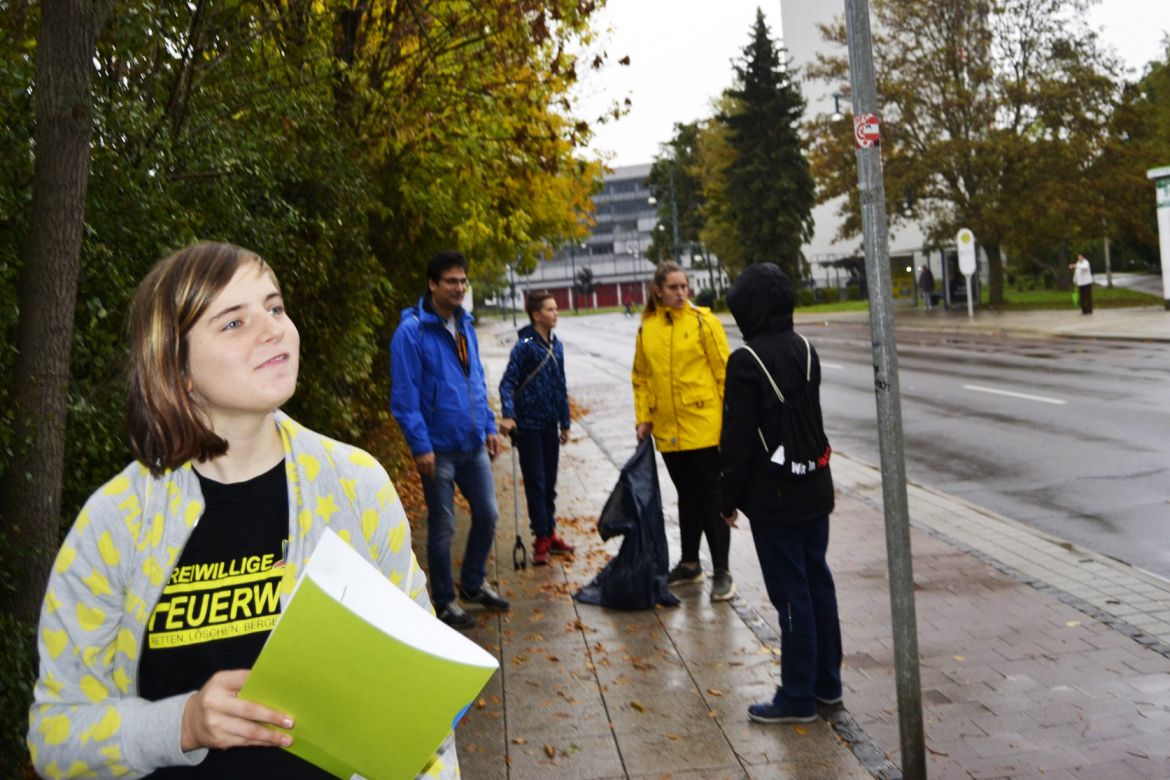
[669,163,682,263]
[569,244,578,313]
[508,263,517,327]
[941,249,949,309]
[842,1,926,777]
[1104,233,1113,289]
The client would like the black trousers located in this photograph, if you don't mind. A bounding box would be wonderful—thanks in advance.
[661,446,730,571]
[1079,283,1093,314]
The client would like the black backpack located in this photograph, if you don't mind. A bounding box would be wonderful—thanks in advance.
[740,335,831,480]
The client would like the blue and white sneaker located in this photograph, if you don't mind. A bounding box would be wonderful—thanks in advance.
[747,699,817,724]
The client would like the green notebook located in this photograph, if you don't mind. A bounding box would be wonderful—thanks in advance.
[239,529,498,779]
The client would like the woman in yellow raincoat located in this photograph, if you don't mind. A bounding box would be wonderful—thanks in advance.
[632,261,734,602]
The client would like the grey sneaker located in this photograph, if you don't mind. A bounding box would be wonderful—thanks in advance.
[666,562,705,585]
[711,570,736,602]
[459,582,511,611]
[437,602,476,630]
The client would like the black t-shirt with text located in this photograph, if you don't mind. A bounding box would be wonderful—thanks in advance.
[139,460,330,778]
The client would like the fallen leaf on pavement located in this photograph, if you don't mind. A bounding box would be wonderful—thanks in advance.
[476,699,486,709]
[630,700,646,712]
[793,725,808,736]
[707,688,723,696]
[544,744,556,759]
[512,737,527,745]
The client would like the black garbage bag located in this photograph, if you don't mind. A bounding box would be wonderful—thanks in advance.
[574,438,680,610]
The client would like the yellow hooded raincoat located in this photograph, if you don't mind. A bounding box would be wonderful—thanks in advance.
[632,302,730,452]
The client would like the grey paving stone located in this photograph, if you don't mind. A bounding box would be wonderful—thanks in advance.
[506,732,626,780]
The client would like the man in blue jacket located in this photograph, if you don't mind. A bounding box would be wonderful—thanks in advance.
[391,250,510,629]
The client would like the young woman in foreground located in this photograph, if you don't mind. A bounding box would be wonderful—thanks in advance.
[27,242,456,778]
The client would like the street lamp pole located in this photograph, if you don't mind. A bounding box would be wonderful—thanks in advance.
[507,261,517,327]
[569,243,578,313]
[669,162,682,263]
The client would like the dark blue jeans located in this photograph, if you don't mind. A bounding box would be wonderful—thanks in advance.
[748,514,843,706]
[514,425,561,538]
[422,447,499,609]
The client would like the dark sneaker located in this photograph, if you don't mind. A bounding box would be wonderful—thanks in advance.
[666,562,705,585]
[459,583,511,611]
[748,699,817,724]
[710,570,736,602]
[533,536,551,566]
[548,533,575,555]
[437,603,476,631]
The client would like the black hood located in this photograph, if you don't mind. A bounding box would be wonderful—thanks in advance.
[727,263,795,340]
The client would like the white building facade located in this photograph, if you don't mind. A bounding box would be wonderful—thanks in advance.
[515,164,729,311]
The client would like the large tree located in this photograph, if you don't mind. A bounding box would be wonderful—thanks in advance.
[0,0,607,765]
[0,0,114,769]
[1,0,115,632]
[1094,40,1170,270]
[695,98,746,275]
[719,8,815,279]
[647,121,704,263]
[807,0,1121,302]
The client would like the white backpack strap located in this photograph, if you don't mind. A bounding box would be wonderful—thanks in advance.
[741,346,784,403]
[799,334,812,381]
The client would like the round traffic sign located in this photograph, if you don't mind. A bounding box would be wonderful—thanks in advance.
[854,114,880,148]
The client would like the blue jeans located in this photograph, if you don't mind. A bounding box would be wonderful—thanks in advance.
[514,426,560,538]
[748,514,843,706]
[422,447,499,609]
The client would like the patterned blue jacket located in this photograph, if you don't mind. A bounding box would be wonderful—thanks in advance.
[499,324,570,431]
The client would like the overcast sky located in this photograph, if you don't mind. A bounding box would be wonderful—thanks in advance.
[576,0,1169,168]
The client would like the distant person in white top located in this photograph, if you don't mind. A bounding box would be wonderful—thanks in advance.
[1069,254,1094,314]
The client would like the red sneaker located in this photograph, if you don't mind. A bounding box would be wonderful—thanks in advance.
[548,533,575,555]
[533,536,551,566]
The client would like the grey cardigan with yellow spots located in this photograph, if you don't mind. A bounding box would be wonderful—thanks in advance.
[28,412,460,779]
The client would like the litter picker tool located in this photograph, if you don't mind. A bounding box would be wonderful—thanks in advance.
[508,429,527,570]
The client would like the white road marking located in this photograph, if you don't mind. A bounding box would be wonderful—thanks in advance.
[821,362,844,370]
[962,384,1067,405]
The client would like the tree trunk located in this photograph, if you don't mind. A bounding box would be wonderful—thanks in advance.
[0,0,113,628]
[985,241,1005,305]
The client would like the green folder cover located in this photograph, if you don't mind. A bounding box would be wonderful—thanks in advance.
[239,529,499,779]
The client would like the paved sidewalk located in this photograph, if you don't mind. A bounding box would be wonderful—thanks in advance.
[790,303,1170,343]
[452,428,873,779]
[424,313,1170,778]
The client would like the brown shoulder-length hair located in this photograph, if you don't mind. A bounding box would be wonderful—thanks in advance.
[644,260,687,314]
[126,241,276,475]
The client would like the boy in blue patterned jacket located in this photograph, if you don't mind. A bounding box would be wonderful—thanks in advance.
[498,292,574,565]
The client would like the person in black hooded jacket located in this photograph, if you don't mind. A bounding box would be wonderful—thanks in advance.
[718,262,843,724]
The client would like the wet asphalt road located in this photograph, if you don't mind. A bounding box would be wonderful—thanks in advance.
[550,313,1170,579]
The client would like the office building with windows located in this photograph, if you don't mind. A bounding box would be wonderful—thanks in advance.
[512,164,728,311]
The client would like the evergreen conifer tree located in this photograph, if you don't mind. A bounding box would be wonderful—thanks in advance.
[722,9,815,280]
